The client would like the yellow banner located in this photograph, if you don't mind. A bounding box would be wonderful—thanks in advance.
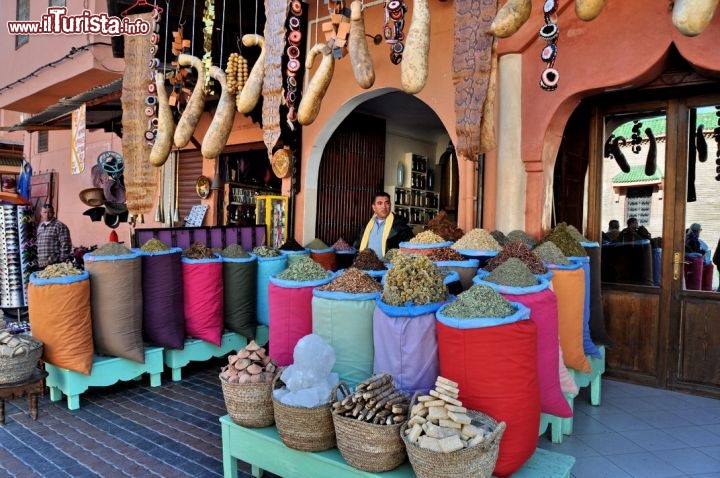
[70,104,86,174]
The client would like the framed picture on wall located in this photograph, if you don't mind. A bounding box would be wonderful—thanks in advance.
[1,174,18,193]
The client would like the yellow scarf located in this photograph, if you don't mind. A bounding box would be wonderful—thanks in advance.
[360,213,395,257]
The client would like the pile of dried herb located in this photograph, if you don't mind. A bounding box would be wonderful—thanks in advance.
[506,230,537,247]
[305,238,329,250]
[279,237,305,251]
[566,225,589,243]
[276,255,328,281]
[533,241,571,265]
[35,262,83,279]
[382,254,447,306]
[490,230,507,246]
[452,229,501,251]
[333,237,353,251]
[383,248,400,263]
[140,238,170,252]
[443,284,516,318]
[252,246,280,257]
[408,230,446,244]
[182,241,215,259]
[541,222,587,257]
[424,211,464,241]
[353,248,387,270]
[317,268,382,293]
[90,243,133,256]
[484,241,547,274]
[485,258,539,287]
[220,244,250,258]
[427,247,465,262]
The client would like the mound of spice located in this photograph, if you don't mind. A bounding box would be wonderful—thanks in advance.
[484,241,547,274]
[490,230,507,246]
[305,238,329,250]
[382,254,447,306]
[533,241,571,265]
[332,237,353,251]
[279,237,306,251]
[90,242,133,256]
[352,248,387,270]
[332,373,409,425]
[35,262,83,279]
[221,340,277,384]
[427,247,465,262]
[409,230,447,244]
[220,244,250,258]
[424,211,465,241]
[404,377,499,453]
[506,230,537,247]
[317,267,382,293]
[252,245,280,257]
[276,255,328,281]
[566,225,589,243]
[442,284,516,318]
[451,229,501,251]
[485,258,539,287]
[541,222,587,257]
[182,241,215,259]
[383,248,400,263]
[140,238,170,252]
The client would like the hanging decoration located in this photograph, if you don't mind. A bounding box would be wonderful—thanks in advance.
[604,135,630,173]
[644,128,657,176]
[383,0,407,65]
[714,106,720,181]
[323,1,351,59]
[202,0,216,95]
[538,0,560,91]
[70,104,86,175]
[630,121,643,153]
[284,0,306,126]
[150,3,176,167]
[261,0,288,160]
[400,0,431,94]
[226,52,249,94]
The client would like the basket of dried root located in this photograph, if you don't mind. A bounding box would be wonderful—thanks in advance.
[219,340,277,428]
[331,373,410,472]
[400,376,506,478]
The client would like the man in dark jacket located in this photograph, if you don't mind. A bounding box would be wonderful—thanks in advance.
[713,237,720,292]
[357,192,414,259]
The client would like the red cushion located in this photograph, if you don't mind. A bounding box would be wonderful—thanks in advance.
[437,319,540,477]
[183,261,224,346]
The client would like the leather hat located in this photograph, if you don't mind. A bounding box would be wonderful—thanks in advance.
[104,209,129,229]
[79,188,105,207]
[82,207,105,222]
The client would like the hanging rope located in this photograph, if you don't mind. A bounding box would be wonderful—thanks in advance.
[315,0,321,45]
[191,0,197,54]
[254,0,259,34]
[219,0,226,69]
[163,0,170,72]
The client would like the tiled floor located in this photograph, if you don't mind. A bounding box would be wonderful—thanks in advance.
[538,379,720,478]
[1,359,719,477]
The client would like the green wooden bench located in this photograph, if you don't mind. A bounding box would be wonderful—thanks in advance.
[164,327,269,381]
[46,346,164,410]
[220,415,575,478]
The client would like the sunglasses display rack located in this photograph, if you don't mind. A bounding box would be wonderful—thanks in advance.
[0,205,35,308]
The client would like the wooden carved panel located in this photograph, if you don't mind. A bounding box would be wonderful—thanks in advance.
[679,299,720,387]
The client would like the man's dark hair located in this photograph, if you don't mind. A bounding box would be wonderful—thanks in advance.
[627,217,638,226]
[371,192,391,205]
[609,220,619,229]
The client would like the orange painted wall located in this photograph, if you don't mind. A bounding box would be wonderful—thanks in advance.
[493,0,720,237]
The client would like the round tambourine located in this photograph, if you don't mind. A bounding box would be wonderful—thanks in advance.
[271,148,291,179]
[195,175,211,199]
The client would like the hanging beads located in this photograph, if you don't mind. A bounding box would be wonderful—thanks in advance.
[539,0,559,91]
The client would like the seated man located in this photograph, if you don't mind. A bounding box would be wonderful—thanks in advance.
[618,217,651,242]
[357,192,414,259]
[602,219,621,242]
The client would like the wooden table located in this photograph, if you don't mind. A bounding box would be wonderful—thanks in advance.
[0,368,48,425]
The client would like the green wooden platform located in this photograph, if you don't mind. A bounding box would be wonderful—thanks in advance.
[220,415,575,478]
[46,346,164,410]
[164,327,269,381]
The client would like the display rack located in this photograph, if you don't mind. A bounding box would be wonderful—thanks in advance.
[394,154,439,227]
[0,204,35,308]
[256,195,288,249]
[224,182,278,225]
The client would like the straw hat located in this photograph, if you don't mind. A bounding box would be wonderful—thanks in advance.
[79,188,105,207]
[271,147,291,178]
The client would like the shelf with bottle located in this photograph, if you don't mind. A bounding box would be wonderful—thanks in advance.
[394,188,439,209]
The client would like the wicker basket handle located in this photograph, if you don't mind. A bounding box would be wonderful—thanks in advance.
[480,420,506,452]
[329,381,351,403]
[272,366,286,391]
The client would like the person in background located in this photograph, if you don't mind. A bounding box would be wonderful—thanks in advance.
[619,217,651,242]
[684,223,706,255]
[603,219,621,242]
[357,192,414,259]
[37,203,72,269]
[714,237,720,292]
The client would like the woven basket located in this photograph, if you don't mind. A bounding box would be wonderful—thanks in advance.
[400,399,506,478]
[220,373,275,428]
[332,413,407,472]
[0,332,43,385]
[271,369,347,452]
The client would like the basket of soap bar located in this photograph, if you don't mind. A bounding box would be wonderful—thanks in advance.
[400,376,506,478]
[331,374,409,472]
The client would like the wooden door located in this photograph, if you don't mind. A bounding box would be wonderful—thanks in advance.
[315,113,386,245]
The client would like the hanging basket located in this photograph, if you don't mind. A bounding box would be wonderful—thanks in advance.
[271,369,348,452]
[0,331,43,385]
[220,371,275,428]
